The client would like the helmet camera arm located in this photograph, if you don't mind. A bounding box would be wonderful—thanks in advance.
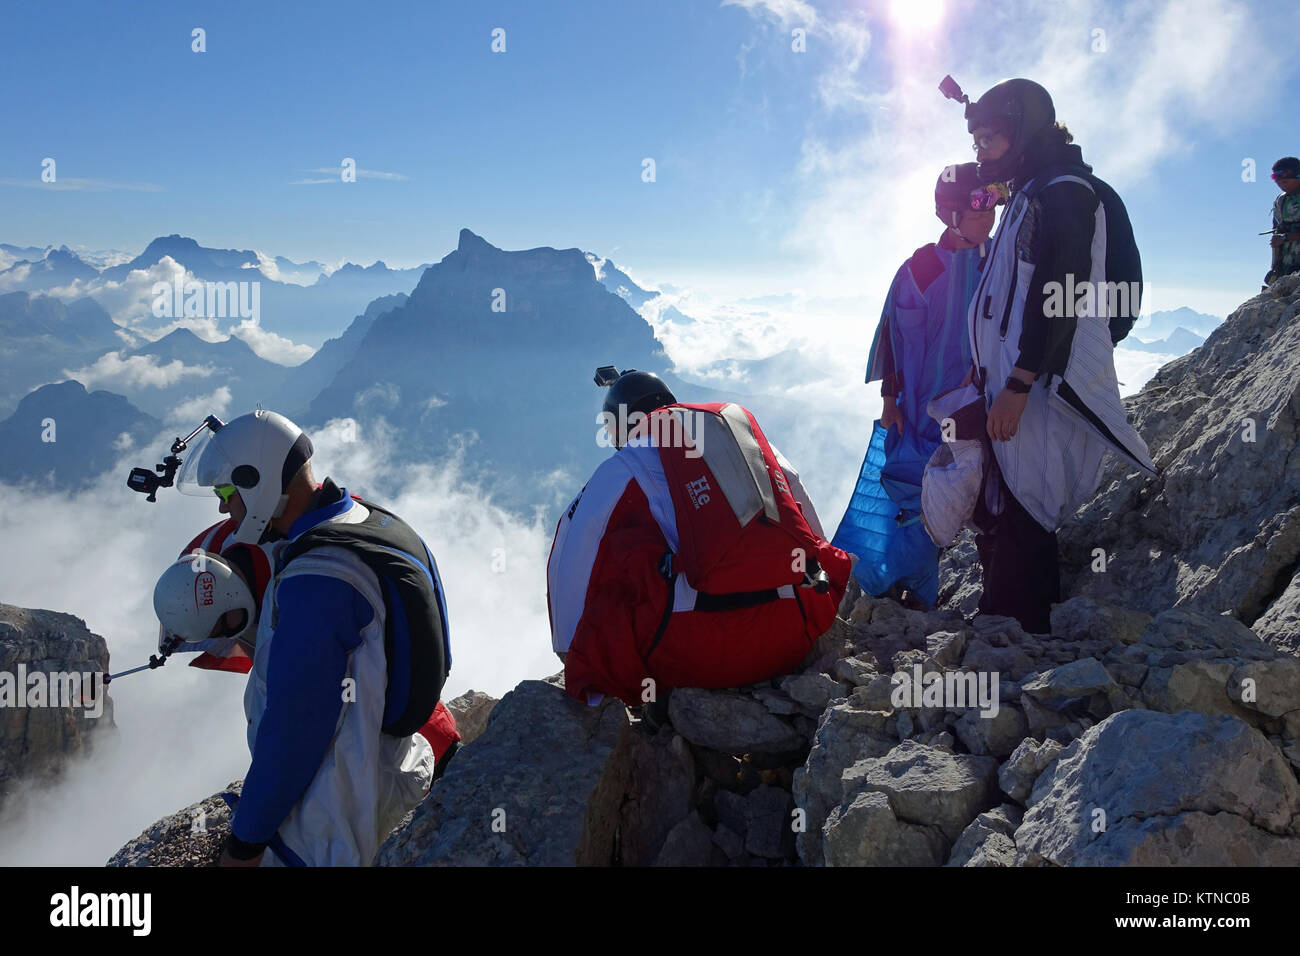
[126,414,225,502]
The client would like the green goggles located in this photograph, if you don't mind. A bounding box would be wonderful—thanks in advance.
[213,483,239,504]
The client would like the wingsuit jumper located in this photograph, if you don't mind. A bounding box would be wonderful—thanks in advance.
[154,520,462,768]
[548,369,852,707]
[168,409,453,866]
[961,78,1157,634]
[847,162,994,609]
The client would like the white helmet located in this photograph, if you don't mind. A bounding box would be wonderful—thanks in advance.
[153,551,257,645]
[176,409,313,545]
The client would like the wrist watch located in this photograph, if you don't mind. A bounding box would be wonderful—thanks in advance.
[1005,376,1032,394]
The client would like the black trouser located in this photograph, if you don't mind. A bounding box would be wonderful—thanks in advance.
[974,485,1060,634]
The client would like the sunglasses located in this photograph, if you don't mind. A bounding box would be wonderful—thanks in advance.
[213,483,239,504]
[1274,171,1299,182]
[969,183,1009,210]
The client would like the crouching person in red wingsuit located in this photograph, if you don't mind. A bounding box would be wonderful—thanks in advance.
[547,367,852,707]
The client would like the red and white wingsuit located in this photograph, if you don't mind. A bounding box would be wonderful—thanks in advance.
[170,517,461,762]
[548,402,852,706]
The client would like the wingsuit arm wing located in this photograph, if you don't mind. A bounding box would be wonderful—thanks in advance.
[866,268,908,398]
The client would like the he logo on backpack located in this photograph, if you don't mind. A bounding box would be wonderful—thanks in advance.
[685,476,712,509]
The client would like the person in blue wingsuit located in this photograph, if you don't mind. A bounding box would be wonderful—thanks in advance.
[833,162,996,610]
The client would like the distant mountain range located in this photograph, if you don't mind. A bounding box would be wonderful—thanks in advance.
[0,292,125,417]
[1124,326,1207,355]
[0,235,430,348]
[1131,306,1222,341]
[0,229,1225,516]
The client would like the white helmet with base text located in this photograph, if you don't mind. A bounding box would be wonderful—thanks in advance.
[175,408,313,545]
[153,551,257,645]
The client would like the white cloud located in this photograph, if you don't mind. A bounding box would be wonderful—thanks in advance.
[251,251,283,282]
[168,385,233,425]
[65,352,214,390]
[230,320,314,366]
[1113,346,1177,397]
[0,263,33,291]
[48,256,192,328]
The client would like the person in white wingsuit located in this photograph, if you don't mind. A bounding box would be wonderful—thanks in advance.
[167,409,452,866]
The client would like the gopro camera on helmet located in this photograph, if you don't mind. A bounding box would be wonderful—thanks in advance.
[126,415,224,502]
[939,75,968,106]
[593,365,621,388]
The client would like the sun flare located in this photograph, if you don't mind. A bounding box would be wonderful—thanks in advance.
[889,0,945,34]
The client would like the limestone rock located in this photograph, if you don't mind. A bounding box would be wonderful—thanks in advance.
[1254,568,1300,657]
[840,740,999,842]
[652,812,717,867]
[0,604,114,808]
[823,790,948,867]
[1073,811,1300,866]
[444,689,497,746]
[1140,659,1256,723]
[377,680,631,866]
[108,782,242,867]
[792,701,897,865]
[1227,659,1300,717]
[926,630,968,668]
[780,672,847,714]
[668,687,805,755]
[1015,709,1300,866]
[1049,597,1150,646]
[998,736,1064,803]
[831,655,877,687]
[616,728,696,866]
[954,704,1029,758]
[946,804,1024,867]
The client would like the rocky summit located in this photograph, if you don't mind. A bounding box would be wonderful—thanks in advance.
[0,603,113,813]
[106,277,1300,866]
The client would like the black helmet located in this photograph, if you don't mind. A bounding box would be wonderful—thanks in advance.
[966,78,1055,184]
[601,368,676,420]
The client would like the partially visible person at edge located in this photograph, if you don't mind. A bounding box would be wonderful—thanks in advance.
[1265,156,1300,287]
[962,78,1157,634]
[170,408,450,867]
[863,161,995,610]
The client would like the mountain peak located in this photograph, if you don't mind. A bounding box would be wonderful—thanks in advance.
[457,228,493,254]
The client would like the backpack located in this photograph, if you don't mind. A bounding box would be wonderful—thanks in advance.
[280,497,451,738]
[651,403,839,595]
[1023,164,1143,346]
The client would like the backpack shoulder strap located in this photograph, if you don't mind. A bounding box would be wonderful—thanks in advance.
[1021,163,1093,200]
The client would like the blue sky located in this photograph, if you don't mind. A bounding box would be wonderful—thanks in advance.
[3,0,1294,318]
